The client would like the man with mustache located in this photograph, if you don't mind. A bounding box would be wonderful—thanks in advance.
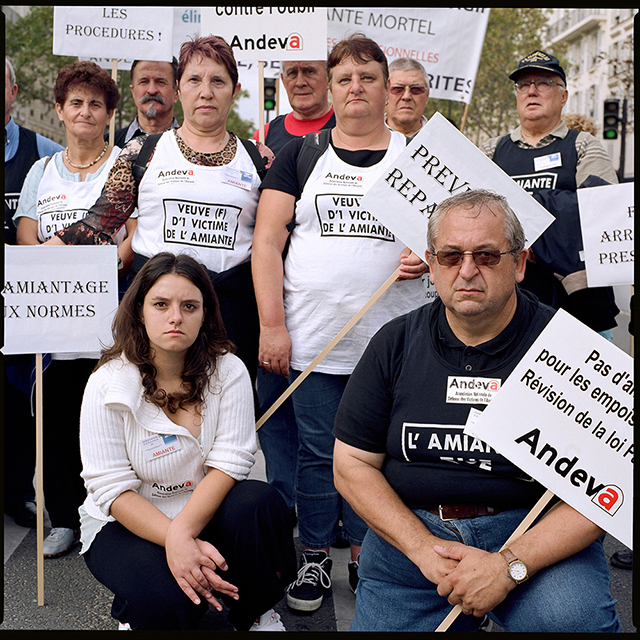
[112,58,179,148]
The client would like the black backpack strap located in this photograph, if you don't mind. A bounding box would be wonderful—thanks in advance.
[239,137,268,181]
[296,128,332,195]
[131,132,163,185]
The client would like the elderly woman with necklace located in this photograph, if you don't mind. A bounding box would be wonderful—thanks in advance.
[13,60,136,558]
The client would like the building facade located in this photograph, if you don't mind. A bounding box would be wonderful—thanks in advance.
[544,8,636,180]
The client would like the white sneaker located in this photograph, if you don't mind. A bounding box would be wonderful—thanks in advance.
[43,527,79,557]
[118,622,132,631]
[250,609,286,631]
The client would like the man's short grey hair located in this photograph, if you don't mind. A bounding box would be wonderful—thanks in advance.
[427,189,526,255]
[388,57,428,85]
[5,57,16,87]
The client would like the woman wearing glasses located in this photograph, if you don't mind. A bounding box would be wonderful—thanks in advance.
[385,57,430,140]
[252,34,428,612]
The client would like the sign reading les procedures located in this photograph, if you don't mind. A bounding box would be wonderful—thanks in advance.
[200,7,328,61]
[577,181,634,287]
[3,246,118,356]
[359,113,555,260]
[465,310,633,549]
[53,6,174,61]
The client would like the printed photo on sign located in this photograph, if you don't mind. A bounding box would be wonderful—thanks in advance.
[465,309,633,548]
[315,194,394,241]
[163,199,241,250]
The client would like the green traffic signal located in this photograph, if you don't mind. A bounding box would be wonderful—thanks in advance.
[602,99,620,140]
[264,78,277,111]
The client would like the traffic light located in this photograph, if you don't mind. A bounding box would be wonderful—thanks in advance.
[264,78,276,112]
[603,99,620,140]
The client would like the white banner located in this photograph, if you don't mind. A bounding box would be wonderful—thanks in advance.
[3,246,119,356]
[79,57,134,71]
[53,6,174,62]
[327,7,489,104]
[360,113,555,259]
[578,182,634,287]
[173,6,201,58]
[466,310,633,549]
[201,7,328,62]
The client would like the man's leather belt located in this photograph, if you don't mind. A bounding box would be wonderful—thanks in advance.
[428,505,506,521]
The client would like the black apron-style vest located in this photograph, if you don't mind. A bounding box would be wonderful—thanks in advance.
[492,129,579,307]
[492,128,579,194]
[5,126,40,245]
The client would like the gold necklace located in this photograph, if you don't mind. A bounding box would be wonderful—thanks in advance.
[65,140,109,169]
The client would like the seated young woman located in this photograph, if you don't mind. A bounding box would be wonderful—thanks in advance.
[78,252,296,631]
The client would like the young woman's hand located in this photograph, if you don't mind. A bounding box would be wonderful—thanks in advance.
[165,525,238,609]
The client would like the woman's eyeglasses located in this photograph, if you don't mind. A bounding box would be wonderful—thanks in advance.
[431,249,518,267]
[389,85,427,96]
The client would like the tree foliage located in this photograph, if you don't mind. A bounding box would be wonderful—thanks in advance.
[426,8,557,143]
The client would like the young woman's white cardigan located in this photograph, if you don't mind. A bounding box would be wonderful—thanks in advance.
[78,353,256,552]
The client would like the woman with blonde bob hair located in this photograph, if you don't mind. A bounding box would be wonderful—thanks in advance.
[79,252,296,631]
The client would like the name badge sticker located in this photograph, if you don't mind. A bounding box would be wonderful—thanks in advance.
[534,152,562,172]
[446,376,502,405]
[141,434,182,461]
[222,167,253,191]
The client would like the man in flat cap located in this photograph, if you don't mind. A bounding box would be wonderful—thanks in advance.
[480,50,619,339]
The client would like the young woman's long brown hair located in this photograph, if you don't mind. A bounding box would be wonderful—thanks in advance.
[98,252,235,413]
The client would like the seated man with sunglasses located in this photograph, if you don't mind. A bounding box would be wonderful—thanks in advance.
[385,58,430,140]
[333,189,621,632]
[480,50,619,341]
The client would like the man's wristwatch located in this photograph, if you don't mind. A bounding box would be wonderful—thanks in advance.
[499,548,529,584]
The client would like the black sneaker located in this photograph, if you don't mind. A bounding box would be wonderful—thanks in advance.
[348,554,359,594]
[286,550,332,613]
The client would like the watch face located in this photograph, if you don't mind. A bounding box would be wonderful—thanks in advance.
[510,561,527,581]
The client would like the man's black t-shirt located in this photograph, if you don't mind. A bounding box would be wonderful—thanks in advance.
[334,289,555,510]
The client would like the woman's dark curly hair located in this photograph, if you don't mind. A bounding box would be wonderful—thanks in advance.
[98,252,234,414]
[54,60,120,112]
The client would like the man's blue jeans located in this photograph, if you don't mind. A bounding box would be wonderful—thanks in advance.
[351,507,621,632]
[289,369,368,549]
[256,370,298,512]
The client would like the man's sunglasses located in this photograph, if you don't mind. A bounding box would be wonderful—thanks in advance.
[389,85,428,96]
[430,249,518,267]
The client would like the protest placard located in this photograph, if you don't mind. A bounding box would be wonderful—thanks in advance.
[3,246,119,356]
[53,6,174,61]
[359,112,555,259]
[465,309,633,549]
[577,181,634,287]
[200,7,328,62]
[328,8,489,103]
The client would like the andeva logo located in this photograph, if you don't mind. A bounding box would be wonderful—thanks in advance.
[591,484,624,516]
[287,33,302,50]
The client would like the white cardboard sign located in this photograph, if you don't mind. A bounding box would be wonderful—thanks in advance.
[53,6,174,62]
[200,7,328,62]
[360,113,556,259]
[577,182,634,287]
[327,7,489,104]
[3,246,119,356]
[465,309,633,549]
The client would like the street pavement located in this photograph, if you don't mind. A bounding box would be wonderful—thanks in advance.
[2,446,636,633]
